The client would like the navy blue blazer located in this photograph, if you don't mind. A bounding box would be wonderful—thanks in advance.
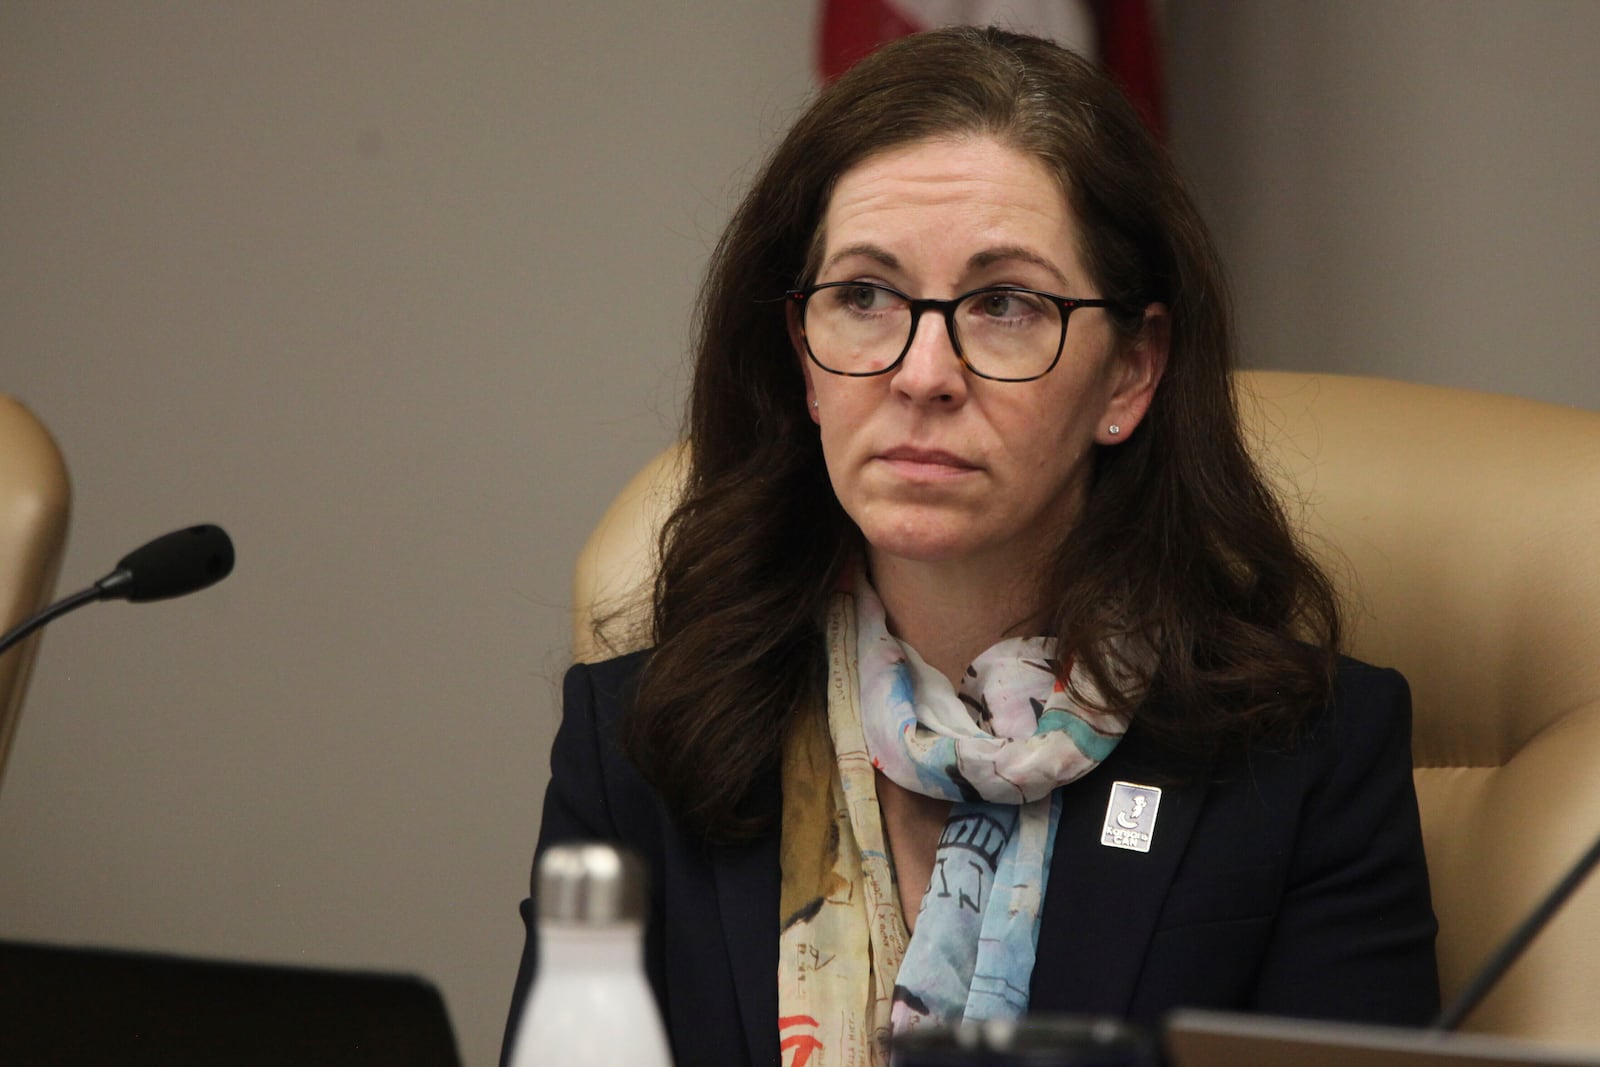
[504,650,1439,1066]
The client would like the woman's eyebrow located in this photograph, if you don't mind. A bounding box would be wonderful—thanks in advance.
[820,243,900,275]
[818,243,1072,288]
[969,246,1070,288]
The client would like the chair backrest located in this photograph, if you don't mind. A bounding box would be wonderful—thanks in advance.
[0,395,71,788]
[570,370,1600,1044]
[1239,372,1600,1043]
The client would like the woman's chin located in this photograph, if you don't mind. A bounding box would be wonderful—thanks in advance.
[859,520,993,568]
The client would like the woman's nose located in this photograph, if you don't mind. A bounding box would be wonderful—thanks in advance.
[891,308,969,405]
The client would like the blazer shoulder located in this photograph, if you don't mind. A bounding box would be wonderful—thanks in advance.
[562,648,654,730]
[546,648,661,848]
[1323,655,1414,749]
[1333,654,1410,700]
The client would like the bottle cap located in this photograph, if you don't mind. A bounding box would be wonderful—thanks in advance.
[536,842,648,925]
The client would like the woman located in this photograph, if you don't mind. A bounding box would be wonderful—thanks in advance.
[506,26,1437,1067]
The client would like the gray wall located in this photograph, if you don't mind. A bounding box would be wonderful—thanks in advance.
[0,4,1594,1065]
[1168,1,1600,406]
[0,5,813,1064]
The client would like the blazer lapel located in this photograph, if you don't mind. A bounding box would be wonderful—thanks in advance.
[712,829,781,1066]
[693,726,1207,1060]
[1030,725,1211,1016]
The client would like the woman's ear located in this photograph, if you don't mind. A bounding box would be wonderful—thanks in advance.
[1095,303,1169,445]
[788,298,820,423]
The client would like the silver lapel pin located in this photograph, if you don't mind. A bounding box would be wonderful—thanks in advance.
[1101,781,1163,853]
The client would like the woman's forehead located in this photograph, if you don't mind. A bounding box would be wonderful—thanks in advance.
[812,136,1083,285]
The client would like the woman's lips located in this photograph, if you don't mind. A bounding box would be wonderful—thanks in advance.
[875,446,980,479]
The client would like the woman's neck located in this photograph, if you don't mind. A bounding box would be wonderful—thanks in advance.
[866,551,1046,686]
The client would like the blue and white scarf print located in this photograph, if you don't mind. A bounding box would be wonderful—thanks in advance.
[850,572,1131,1032]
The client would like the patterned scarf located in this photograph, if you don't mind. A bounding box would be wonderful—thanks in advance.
[776,574,1131,1066]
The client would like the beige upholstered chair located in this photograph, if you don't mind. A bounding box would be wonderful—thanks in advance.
[570,370,1600,1044]
[0,395,72,788]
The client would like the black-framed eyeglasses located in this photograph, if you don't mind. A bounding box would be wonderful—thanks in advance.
[786,281,1122,382]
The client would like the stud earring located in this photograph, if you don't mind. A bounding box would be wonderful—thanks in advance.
[1108,424,1122,436]
[812,400,819,411]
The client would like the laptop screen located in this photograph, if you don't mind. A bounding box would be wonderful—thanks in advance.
[1165,1009,1600,1067]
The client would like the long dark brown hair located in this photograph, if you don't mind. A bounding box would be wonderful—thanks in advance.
[622,27,1341,842]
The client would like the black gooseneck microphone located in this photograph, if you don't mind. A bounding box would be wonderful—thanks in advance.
[1433,828,1600,1030]
[0,524,235,658]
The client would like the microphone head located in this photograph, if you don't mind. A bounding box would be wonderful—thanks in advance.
[105,524,236,603]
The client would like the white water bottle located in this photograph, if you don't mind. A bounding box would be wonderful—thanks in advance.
[508,842,673,1067]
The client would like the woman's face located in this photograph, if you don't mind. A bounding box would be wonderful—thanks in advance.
[791,135,1165,578]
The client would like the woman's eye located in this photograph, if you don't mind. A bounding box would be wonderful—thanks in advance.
[977,291,1040,318]
[981,293,1015,317]
[844,285,889,311]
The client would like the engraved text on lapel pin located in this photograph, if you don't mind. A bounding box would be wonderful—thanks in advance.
[1101,781,1163,853]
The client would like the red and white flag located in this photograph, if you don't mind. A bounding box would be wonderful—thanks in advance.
[817,0,1164,136]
